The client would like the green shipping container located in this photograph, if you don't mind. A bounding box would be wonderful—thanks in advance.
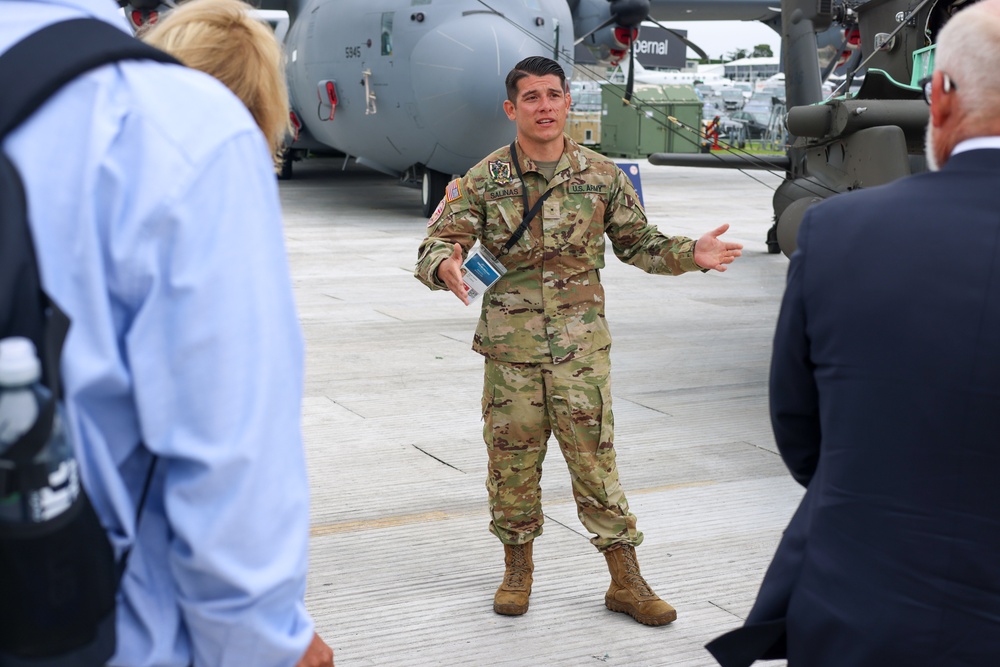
[600,83,702,158]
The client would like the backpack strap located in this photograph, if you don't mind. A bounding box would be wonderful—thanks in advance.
[0,18,179,399]
[0,18,180,139]
[0,19,172,530]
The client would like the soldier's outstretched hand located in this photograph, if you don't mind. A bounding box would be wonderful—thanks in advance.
[694,223,743,272]
[436,242,471,305]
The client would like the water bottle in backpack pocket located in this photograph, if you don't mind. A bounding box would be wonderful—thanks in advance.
[0,337,117,666]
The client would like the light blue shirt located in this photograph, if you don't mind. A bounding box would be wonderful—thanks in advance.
[1,1,315,665]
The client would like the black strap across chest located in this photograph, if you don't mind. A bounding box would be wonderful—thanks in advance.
[500,141,557,256]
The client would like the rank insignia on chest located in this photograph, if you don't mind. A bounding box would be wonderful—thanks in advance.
[488,160,513,186]
[445,179,464,202]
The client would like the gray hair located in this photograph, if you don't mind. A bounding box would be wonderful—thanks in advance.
[935,0,1000,124]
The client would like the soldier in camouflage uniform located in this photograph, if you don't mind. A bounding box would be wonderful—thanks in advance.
[414,56,742,626]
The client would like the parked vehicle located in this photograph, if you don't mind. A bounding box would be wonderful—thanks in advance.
[720,88,745,111]
[756,86,786,104]
[722,108,770,140]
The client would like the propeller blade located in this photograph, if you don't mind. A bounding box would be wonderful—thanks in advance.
[643,16,709,61]
[574,13,619,45]
[625,39,635,102]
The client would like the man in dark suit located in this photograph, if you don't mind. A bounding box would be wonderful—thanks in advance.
[706,1,1000,664]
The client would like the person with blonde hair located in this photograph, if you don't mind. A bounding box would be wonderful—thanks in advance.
[143,0,292,169]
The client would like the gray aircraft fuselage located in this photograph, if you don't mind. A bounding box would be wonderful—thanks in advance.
[285,0,575,178]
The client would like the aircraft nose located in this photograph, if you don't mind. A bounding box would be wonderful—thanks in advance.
[410,14,556,166]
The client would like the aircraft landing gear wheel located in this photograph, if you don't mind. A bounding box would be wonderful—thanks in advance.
[278,148,294,180]
[421,167,450,218]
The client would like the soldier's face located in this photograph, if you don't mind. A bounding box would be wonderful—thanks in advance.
[503,74,570,149]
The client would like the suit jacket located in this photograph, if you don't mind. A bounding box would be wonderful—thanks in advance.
[708,149,1000,667]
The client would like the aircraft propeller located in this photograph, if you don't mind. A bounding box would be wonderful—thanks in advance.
[574,0,709,102]
[573,13,621,46]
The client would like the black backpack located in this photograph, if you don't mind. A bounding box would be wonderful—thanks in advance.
[0,19,177,666]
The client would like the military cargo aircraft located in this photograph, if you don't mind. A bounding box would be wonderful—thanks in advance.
[651,0,974,256]
[281,0,786,215]
[121,0,781,215]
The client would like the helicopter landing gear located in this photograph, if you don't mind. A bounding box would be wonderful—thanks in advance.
[775,197,822,258]
[766,223,781,254]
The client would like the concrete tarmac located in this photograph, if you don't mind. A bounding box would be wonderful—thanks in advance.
[278,156,799,667]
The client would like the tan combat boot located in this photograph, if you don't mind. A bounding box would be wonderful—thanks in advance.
[493,541,533,615]
[603,544,677,626]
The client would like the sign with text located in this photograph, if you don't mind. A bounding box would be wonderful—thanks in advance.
[574,25,687,70]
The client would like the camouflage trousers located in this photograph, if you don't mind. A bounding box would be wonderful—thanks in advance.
[481,348,642,551]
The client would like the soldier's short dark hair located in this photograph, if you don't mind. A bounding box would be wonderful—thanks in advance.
[505,56,567,103]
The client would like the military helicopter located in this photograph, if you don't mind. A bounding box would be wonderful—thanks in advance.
[121,0,781,216]
[651,0,975,256]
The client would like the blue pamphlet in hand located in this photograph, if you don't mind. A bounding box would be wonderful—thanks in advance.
[461,245,507,302]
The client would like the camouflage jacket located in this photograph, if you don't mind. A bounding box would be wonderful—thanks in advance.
[415,134,702,364]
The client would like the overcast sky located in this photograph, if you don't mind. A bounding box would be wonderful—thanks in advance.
[667,20,781,61]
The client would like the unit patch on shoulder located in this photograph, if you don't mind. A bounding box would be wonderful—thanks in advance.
[569,184,608,194]
[428,198,446,226]
[445,179,464,203]
[488,160,512,186]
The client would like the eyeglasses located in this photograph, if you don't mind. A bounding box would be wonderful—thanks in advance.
[918,73,957,105]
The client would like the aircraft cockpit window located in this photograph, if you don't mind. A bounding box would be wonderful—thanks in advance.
[381,12,393,55]
[523,0,541,9]
[411,0,431,5]
[927,0,977,42]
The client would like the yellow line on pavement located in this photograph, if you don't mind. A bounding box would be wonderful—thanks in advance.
[308,480,716,536]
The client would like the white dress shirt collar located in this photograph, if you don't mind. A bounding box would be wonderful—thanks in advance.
[951,136,1000,156]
